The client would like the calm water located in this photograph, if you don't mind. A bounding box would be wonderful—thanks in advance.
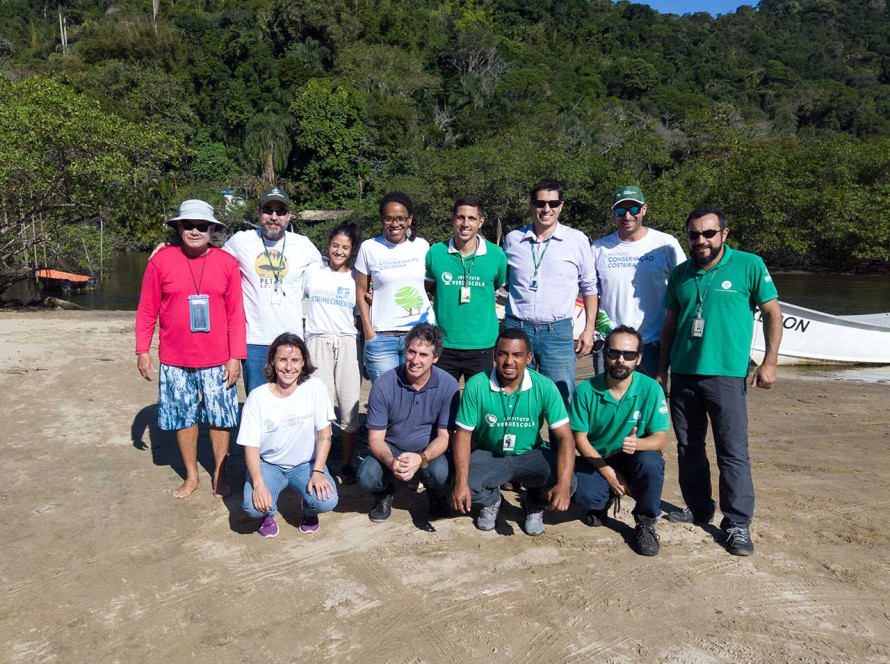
[4,255,887,383]
[10,256,889,315]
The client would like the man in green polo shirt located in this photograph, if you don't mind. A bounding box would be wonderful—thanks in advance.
[570,326,670,556]
[657,205,783,556]
[425,195,508,383]
[451,328,576,536]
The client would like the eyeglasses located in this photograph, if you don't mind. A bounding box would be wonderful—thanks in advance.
[686,229,722,240]
[531,199,562,209]
[383,216,410,225]
[606,349,641,361]
[180,222,213,232]
[261,206,289,216]
[613,206,642,217]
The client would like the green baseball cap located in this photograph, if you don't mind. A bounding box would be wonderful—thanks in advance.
[611,185,645,208]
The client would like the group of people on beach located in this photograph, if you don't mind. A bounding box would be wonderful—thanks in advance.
[135,179,783,557]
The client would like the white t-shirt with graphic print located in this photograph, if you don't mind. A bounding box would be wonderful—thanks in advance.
[592,228,686,344]
[223,229,321,345]
[303,261,358,337]
[354,236,434,332]
[237,377,335,468]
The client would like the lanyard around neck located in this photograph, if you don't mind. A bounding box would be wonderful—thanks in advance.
[262,234,287,286]
[185,248,208,295]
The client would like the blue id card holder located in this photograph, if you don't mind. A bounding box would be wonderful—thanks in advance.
[188,294,210,332]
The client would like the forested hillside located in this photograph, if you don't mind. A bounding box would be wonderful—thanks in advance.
[1,0,888,284]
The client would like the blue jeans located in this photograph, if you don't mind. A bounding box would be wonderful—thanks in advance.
[670,374,752,528]
[242,459,339,518]
[467,447,575,508]
[242,343,269,396]
[358,442,449,496]
[503,316,576,406]
[574,451,665,519]
[363,333,407,383]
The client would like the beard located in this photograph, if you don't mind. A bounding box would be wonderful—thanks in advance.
[262,225,285,242]
[607,363,632,380]
[693,245,722,266]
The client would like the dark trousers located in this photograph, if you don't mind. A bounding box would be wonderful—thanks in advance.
[468,447,573,508]
[670,373,754,528]
[574,450,664,519]
[436,346,494,384]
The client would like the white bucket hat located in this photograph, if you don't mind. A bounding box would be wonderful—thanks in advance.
[167,199,225,229]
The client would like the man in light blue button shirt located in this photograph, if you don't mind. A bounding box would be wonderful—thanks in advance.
[503,179,598,406]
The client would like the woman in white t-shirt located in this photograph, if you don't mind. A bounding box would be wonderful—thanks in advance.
[304,222,362,485]
[355,191,433,383]
[238,333,338,538]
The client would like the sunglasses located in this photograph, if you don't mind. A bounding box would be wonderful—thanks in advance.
[686,229,722,240]
[613,206,642,217]
[180,222,213,232]
[261,206,289,216]
[606,349,641,361]
[531,199,562,209]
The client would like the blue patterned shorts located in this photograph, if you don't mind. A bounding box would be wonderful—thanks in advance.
[157,364,239,431]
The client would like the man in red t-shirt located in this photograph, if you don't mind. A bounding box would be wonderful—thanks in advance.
[136,200,247,498]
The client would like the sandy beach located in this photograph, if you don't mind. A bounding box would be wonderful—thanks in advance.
[1,309,888,663]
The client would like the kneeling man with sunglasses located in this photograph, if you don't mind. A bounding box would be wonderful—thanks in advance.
[657,206,783,556]
[569,326,670,556]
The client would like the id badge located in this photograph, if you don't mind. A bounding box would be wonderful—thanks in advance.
[502,434,516,453]
[460,286,471,304]
[270,284,283,305]
[188,294,210,332]
[528,277,539,292]
[691,316,705,338]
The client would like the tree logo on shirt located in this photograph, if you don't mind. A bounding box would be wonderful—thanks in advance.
[254,250,289,279]
[485,413,498,426]
[721,280,732,290]
[633,410,641,420]
[395,286,424,314]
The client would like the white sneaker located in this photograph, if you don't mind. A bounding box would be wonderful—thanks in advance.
[475,497,501,531]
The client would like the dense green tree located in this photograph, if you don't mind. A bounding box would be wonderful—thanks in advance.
[0,76,183,293]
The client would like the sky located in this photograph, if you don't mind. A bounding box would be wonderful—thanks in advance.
[638,1,755,15]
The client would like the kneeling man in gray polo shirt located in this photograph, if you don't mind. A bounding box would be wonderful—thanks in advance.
[358,323,460,522]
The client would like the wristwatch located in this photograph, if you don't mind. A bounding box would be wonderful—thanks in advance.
[419,452,430,469]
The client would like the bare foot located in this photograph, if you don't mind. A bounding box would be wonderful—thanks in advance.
[213,465,230,498]
[172,479,199,498]
[212,479,231,498]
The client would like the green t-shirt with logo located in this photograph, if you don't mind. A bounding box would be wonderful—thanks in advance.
[569,371,670,457]
[425,237,507,349]
[455,368,569,455]
[663,245,779,377]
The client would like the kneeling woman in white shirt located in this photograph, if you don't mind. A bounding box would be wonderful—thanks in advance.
[239,333,338,538]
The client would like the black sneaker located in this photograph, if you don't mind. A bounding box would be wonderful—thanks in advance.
[634,517,660,556]
[581,508,608,527]
[369,491,393,522]
[725,525,754,556]
[341,463,358,485]
[667,507,714,525]
[428,491,450,520]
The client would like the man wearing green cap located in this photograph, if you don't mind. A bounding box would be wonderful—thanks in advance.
[592,186,686,377]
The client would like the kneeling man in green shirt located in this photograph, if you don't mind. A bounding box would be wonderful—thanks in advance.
[570,325,670,556]
[451,328,576,536]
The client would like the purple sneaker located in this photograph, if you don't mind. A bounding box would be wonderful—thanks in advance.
[257,515,279,538]
[299,514,320,534]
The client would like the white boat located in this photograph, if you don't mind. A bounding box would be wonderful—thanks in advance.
[750,301,890,365]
